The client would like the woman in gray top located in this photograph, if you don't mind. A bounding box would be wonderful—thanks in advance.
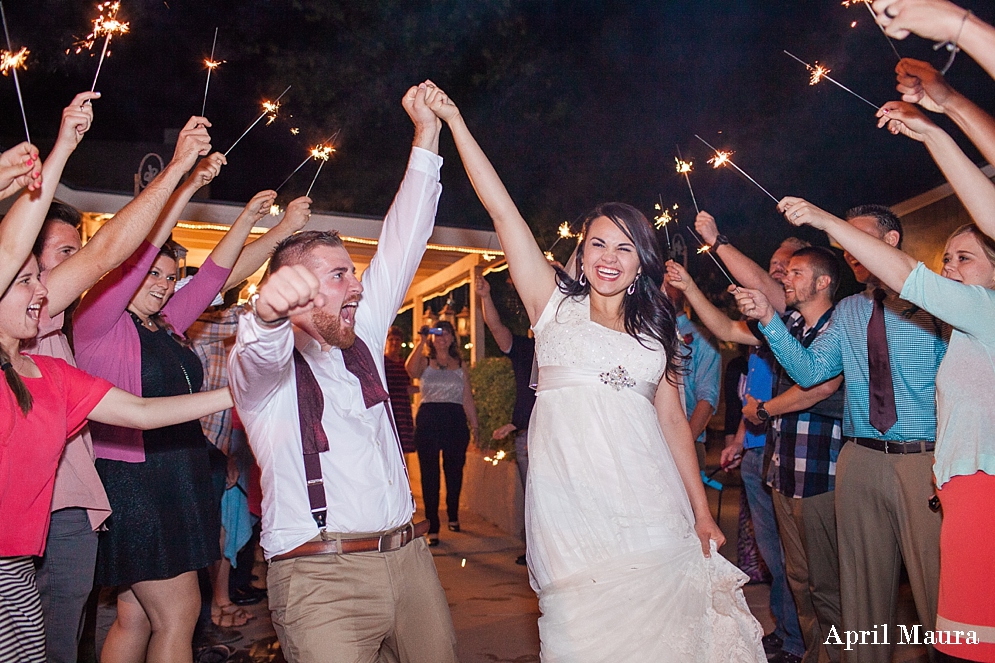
[406,320,479,545]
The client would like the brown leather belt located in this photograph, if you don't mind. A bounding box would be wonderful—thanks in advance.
[271,520,430,562]
[850,437,935,454]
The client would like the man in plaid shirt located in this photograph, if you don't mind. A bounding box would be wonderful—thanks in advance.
[740,247,845,663]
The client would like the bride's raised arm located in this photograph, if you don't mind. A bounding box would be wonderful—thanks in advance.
[429,89,556,324]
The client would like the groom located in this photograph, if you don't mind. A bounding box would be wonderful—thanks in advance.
[228,82,458,663]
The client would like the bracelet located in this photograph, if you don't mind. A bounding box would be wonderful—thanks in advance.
[937,9,972,75]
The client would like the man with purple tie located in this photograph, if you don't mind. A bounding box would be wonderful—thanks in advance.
[228,82,458,663]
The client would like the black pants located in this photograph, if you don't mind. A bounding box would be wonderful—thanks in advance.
[415,402,470,533]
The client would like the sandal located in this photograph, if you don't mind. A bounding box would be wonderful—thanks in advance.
[427,533,440,547]
[211,602,252,628]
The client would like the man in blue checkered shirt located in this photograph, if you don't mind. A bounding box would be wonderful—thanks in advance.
[736,205,947,663]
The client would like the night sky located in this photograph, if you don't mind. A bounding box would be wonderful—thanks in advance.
[3,0,994,271]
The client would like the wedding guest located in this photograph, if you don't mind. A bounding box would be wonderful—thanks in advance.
[227,81,459,663]
[384,326,416,454]
[0,192,232,663]
[664,282,720,470]
[875,0,995,83]
[73,174,267,663]
[475,275,535,564]
[406,320,480,545]
[29,106,217,663]
[735,202,946,663]
[665,221,809,662]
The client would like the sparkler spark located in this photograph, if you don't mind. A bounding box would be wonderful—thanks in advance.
[809,64,830,86]
[310,144,334,161]
[290,127,300,135]
[0,46,27,75]
[695,135,780,204]
[269,204,282,216]
[544,251,555,263]
[75,2,130,92]
[708,150,733,169]
[223,85,291,157]
[675,158,693,175]
[558,222,574,239]
[697,245,711,254]
[782,51,879,110]
[205,59,222,70]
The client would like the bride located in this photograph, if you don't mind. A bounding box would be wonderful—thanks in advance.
[426,84,764,662]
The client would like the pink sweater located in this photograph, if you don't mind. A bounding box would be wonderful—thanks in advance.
[74,240,230,462]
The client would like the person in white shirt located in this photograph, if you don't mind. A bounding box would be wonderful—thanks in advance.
[227,81,459,663]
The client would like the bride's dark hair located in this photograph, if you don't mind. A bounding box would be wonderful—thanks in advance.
[555,202,684,385]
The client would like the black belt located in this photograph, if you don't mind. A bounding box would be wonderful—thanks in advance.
[849,437,935,454]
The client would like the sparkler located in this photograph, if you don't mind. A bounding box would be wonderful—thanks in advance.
[782,51,879,110]
[694,135,779,204]
[843,0,902,60]
[304,142,335,199]
[275,131,338,192]
[675,146,701,215]
[223,85,291,157]
[269,203,282,216]
[201,28,221,116]
[0,3,30,144]
[683,217,737,288]
[654,196,675,252]
[78,2,130,93]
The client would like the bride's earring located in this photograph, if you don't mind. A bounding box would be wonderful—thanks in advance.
[579,272,587,287]
[627,274,639,295]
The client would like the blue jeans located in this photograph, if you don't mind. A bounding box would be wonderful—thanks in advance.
[741,447,805,657]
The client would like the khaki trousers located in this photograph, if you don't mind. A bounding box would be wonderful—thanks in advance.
[267,537,458,663]
[835,442,941,663]
[773,490,841,663]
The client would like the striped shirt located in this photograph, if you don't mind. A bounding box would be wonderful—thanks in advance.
[188,306,242,452]
[759,286,947,441]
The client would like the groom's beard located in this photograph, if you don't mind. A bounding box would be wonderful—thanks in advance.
[312,307,356,349]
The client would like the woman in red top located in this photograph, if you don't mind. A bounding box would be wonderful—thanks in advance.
[0,253,233,662]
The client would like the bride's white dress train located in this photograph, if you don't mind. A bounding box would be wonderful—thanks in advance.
[526,289,765,662]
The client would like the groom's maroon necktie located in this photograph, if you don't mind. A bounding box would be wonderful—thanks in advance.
[867,288,898,435]
[293,337,393,528]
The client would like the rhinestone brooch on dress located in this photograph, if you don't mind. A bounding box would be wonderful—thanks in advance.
[599,365,636,391]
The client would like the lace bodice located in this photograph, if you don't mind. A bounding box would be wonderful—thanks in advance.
[533,289,668,386]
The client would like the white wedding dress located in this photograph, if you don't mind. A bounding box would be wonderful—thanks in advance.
[525,289,765,662]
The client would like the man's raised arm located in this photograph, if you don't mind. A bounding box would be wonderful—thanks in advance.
[361,81,444,334]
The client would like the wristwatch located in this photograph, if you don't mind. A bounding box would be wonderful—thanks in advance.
[756,401,770,423]
[712,234,730,249]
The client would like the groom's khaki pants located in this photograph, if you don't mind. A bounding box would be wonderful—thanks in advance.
[267,536,458,663]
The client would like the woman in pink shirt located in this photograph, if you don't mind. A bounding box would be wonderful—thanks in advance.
[0,251,233,662]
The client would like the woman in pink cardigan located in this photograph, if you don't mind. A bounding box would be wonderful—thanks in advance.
[73,185,274,663]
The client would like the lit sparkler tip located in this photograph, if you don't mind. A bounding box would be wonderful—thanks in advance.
[544,251,555,262]
[0,47,28,75]
[697,245,711,254]
[269,204,282,216]
[204,58,223,70]
[675,158,693,174]
[310,144,334,161]
[557,222,573,239]
[654,208,674,230]
[290,127,300,135]
[708,150,733,169]
[809,64,831,86]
